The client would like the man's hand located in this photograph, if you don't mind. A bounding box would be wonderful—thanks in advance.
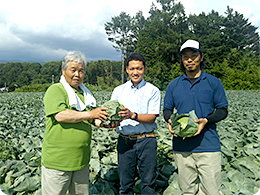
[194,118,208,136]
[118,107,156,124]
[168,119,178,137]
[118,107,135,120]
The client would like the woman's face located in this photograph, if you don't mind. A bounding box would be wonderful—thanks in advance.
[62,61,85,90]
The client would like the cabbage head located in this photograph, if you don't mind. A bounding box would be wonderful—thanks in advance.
[170,110,199,140]
[101,100,124,125]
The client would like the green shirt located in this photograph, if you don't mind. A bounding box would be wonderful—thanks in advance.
[42,83,93,171]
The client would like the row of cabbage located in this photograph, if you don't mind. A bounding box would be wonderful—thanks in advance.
[0,91,259,194]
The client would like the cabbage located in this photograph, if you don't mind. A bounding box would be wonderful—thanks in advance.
[101,100,124,125]
[170,110,199,139]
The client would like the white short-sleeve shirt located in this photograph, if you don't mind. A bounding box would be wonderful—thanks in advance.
[111,79,161,135]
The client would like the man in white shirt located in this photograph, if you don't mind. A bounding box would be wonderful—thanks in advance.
[111,52,161,195]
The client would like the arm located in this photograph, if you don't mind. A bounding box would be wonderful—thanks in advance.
[118,107,157,124]
[194,106,228,136]
[206,106,228,124]
[54,107,109,123]
[163,108,177,136]
[44,84,109,126]
[118,86,160,124]
[163,108,173,122]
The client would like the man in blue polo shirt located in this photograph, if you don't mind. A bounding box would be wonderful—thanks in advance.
[111,52,161,195]
[163,40,228,194]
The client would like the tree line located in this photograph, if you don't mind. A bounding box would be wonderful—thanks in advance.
[105,0,260,90]
[0,0,259,91]
[0,60,122,92]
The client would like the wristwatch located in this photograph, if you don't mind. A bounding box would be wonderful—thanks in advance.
[134,112,138,120]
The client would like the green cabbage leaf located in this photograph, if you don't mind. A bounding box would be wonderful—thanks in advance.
[101,100,124,125]
[170,110,199,139]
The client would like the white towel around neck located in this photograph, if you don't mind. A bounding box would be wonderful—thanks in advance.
[60,75,96,111]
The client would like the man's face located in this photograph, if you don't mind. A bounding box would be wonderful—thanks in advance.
[62,61,85,90]
[182,49,203,73]
[126,60,146,87]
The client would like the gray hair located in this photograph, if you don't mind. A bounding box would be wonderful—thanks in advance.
[62,51,87,70]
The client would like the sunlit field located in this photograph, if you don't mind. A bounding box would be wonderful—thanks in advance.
[0,91,259,194]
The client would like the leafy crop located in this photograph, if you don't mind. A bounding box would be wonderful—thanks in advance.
[101,100,124,125]
[170,110,199,139]
[0,93,44,195]
[0,91,259,194]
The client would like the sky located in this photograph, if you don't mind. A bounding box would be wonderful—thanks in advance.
[0,0,259,63]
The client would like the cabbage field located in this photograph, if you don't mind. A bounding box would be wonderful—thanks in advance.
[0,90,260,195]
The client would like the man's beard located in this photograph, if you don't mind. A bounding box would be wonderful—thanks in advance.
[186,68,196,72]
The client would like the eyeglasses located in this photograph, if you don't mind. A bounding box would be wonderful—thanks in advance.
[181,53,200,61]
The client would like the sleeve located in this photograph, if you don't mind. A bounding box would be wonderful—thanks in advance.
[148,88,161,115]
[206,106,228,124]
[43,85,68,117]
[110,87,118,100]
[163,82,175,110]
[163,108,173,122]
[213,79,228,109]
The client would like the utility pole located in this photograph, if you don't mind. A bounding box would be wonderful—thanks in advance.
[121,51,125,83]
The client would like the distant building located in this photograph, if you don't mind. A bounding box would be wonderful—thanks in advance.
[0,87,8,93]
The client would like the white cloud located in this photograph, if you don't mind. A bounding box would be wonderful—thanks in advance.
[0,0,126,61]
[0,0,159,62]
[231,2,260,33]
[253,0,260,8]
[3,0,64,27]
[0,0,259,62]
[179,0,259,33]
[178,0,196,15]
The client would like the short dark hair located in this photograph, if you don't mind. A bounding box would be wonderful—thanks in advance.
[126,52,146,67]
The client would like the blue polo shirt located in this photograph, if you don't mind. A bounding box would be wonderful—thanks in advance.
[111,79,161,135]
[164,70,228,152]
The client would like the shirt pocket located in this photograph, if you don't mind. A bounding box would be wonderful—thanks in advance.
[197,89,213,104]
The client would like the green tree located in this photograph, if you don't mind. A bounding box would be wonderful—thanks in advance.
[187,11,229,67]
[136,0,187,89]
[21,62,42,84]
[221,48,260,90]
[0,63,22,87]
[105,12,141,83]
[40,61,61,83]
[125,11,146,57]
[223,6,260,54]
[85,60,122,89]
[16,72,30,86]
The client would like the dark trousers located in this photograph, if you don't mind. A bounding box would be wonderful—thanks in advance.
[117,136,157,195]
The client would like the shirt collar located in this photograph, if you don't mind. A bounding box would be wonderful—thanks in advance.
[72,87,83,94]
[182,70,206,81]
[130,79,146,89]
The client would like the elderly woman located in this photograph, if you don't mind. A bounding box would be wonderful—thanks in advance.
[41,51,109,195]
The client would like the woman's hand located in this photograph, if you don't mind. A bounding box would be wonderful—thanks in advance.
[89,107,109,121]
